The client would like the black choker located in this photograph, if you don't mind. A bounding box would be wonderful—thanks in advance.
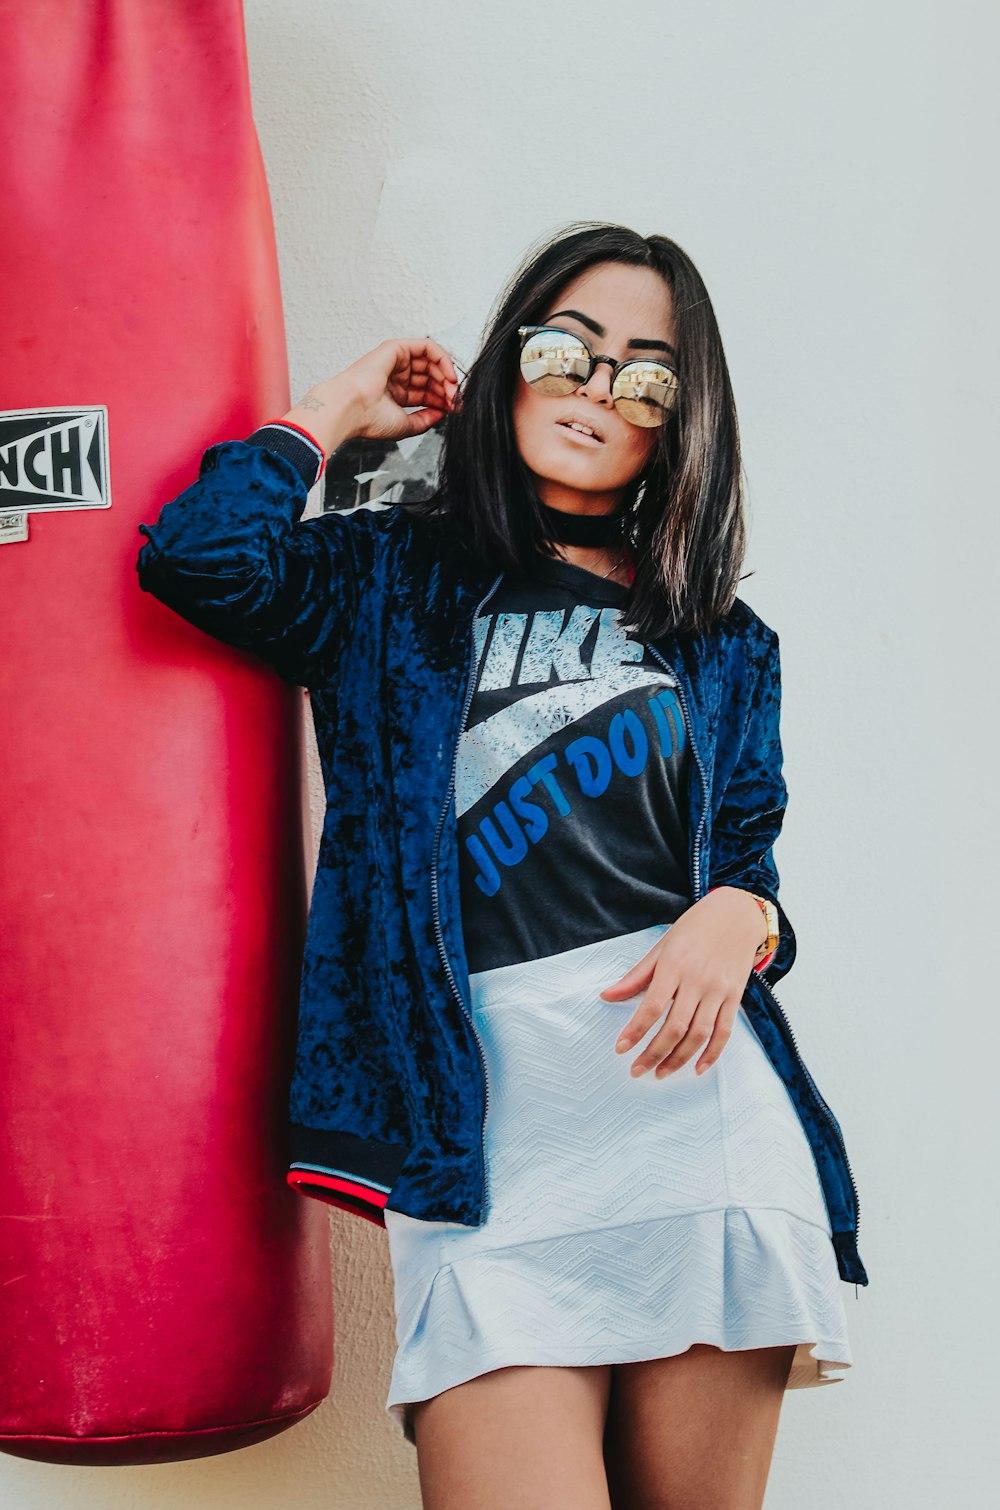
[537,499,626,547]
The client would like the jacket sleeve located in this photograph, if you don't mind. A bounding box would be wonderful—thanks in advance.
[135,424,371,688]
[709,629,797,986]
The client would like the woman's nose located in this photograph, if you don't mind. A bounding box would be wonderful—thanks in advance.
[576,356,617,406]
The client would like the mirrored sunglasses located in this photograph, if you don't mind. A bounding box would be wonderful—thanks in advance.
[517,324,680,428]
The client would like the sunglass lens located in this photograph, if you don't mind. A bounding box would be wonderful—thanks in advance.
[519,328,590,395]
[611,361,680,427]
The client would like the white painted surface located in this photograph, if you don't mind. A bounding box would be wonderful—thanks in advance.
[3,2,992,1506]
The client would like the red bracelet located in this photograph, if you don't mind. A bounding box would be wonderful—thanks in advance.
[260,418,328,480]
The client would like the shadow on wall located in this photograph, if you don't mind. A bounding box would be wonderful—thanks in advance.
[323,420,449,512]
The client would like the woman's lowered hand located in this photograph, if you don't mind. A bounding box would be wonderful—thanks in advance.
[599,888,768,1078]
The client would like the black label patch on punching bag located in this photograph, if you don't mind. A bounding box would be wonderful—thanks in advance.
[0,405,110,513]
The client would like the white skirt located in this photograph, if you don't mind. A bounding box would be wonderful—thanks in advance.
[384,923,852,1445]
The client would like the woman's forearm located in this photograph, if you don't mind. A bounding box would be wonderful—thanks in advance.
[280,376,362,458]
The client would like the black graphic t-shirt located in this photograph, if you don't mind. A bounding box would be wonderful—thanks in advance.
[456,553,692,974]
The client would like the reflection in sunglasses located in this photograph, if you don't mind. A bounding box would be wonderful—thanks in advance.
[518,325,679,427]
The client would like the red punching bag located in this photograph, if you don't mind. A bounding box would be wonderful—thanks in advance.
[0,0,333,1465]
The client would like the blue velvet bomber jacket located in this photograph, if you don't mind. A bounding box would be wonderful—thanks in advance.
[136,422,868,1288]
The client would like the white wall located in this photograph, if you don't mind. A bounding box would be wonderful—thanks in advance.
[4,2,994,1506]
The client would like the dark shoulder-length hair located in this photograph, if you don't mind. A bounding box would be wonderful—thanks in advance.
[406,219,753,640]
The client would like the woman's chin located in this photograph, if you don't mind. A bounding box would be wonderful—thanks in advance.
[526,462,629,503]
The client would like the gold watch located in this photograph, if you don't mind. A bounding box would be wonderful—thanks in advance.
[746,893,779,962]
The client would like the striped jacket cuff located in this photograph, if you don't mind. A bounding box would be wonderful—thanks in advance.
[286,1122,409,1225]
[245,420,327,489]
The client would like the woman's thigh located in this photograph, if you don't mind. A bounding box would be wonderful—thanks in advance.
[411,1362,615,1510]
[603,1343,797,1510]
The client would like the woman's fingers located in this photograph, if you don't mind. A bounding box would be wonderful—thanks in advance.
[648,996,728,1078]
[605,937,676,1055]
[391,361,458,413]
[624,979,701,1075]
[624,993,737,1080]
[611,977,677,1054]
[393,338,458,389]
[689,998,740,1076]
[421,337,460,388]
[399,375,452,409]
[377,339,462,428]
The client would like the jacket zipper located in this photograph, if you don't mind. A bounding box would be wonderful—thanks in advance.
[755,969,862,1246]
[429,571,505,1223]
[643,642,862,1257]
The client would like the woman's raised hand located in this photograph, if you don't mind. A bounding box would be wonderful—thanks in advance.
[281,338,462,458]
[345,337,462,442]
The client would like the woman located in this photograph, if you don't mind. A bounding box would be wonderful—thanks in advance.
[136,221,867,1509]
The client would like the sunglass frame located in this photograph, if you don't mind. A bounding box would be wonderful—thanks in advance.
[516,323,680,425]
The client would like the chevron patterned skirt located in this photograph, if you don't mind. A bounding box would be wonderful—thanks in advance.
[383,922,852,1445]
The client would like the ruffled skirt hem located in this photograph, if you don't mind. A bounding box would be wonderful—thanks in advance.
[384,1205,853,1446]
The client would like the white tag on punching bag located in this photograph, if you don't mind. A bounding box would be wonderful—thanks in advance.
[0,509,28,543]
[0,405,111,516]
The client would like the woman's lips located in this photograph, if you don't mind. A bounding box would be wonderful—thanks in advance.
[556,421,604,446]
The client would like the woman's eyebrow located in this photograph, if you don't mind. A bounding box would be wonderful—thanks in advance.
[546,308,677,360]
